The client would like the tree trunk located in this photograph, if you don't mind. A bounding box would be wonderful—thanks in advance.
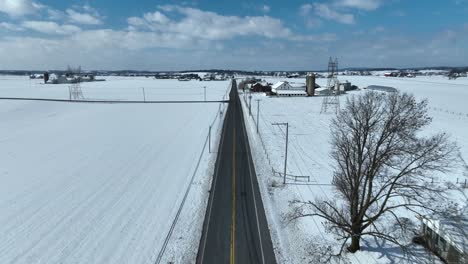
[348,235,361,253]
[348,222,361,253]
[348,216,362,253]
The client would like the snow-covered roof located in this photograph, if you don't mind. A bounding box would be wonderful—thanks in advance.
[272,81,287,89]
[315,87,329,92]
[253,82,269,86]
[290,83,305,89]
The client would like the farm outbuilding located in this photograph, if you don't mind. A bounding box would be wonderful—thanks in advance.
[314,87,331,96]
[366,85,397,93]
[250,82,271,93]
[274,90,307,97]
[419,211,467,264]
[340,81,353,91]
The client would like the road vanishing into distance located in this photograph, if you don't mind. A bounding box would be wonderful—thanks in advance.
[197,80,277,264]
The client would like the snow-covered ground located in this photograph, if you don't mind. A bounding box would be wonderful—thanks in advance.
[0,76,229,263]
[241,76,468,263]
[0,75,229,101]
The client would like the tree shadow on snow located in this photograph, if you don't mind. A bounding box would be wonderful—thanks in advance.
[360,236,439,264]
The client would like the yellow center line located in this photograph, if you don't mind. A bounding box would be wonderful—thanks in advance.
[230,122,236,264]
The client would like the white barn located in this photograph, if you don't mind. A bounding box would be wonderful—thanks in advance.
[271,81,307,97]
[271,81,293,93]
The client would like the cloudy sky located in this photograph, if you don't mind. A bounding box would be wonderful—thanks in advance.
[0,0,467,71]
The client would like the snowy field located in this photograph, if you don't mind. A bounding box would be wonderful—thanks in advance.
[241,76,468,263]
[0,75,229,101]
[0,76,229,263]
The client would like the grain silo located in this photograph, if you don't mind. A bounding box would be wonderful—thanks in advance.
[306,73,316,96]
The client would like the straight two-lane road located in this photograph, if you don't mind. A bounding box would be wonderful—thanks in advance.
[197,80,276,264]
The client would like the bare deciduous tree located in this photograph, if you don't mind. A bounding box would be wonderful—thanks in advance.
[295,91,458,254]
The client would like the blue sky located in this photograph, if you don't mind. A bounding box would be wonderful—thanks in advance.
[1,0,467,70]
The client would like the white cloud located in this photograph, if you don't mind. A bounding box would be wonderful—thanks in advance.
[335,0,381,10]
[314,3,355,24]
[66,8,102,25]
[127,11,169,31]
[129,5,294,40]
[1,25,467,70]
[0,4,342,70]
[47,8,65,20]
[299,4,313,16]
[127,17,145,27]
[292,33,337,42]
[299,4,323,28]
[143,11,169,24]
[0,0,42,16]
[0,22,23,31]
[22,21,81,35]
[261,5,271,13]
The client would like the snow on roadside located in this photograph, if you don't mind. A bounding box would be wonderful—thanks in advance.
[161,100,228,263]
[241,76,467,263]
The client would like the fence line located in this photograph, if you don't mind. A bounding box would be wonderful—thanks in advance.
[430,107,468,119]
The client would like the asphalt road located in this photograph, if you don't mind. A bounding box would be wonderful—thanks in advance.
[197,80,277,264]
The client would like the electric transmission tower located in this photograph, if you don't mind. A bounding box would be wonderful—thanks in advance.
[69,82,84,100]
[68,66,84,101]
[320,57,340,113]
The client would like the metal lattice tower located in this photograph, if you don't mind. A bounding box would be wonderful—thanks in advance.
[320,57,340,113]
[69,81,84,100]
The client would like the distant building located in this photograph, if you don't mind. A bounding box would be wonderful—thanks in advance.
[315,87,330,96]
[339,81,352,91]
[46,73,104,84]
[29,73,43,79]
[271,81,293,93]
[250,82,271,93]
[271,81,307,97]
[366,85,397,93]
[274,90,307,96]
[419,210,467,264]
[287,73,300,78]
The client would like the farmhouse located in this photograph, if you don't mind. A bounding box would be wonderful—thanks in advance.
[250,82,271,93]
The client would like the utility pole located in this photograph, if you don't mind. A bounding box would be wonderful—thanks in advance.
[272,122,289,185]
[249,93,252,116]
[208,125,212,153]
[204,86,206,102]
[244,82,248,103]
[142,87,146,102]
[256,99,261,133]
